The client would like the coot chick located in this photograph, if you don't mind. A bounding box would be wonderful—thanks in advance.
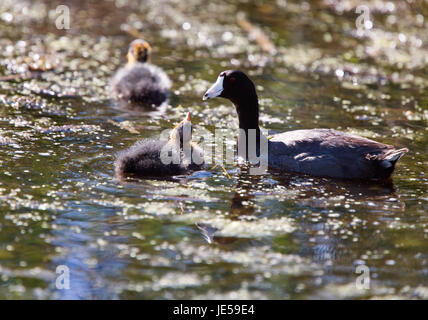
[203,70,408,180]
[115,113,204,179]
[111,39,171,107]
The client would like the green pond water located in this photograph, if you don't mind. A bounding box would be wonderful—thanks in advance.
[0,0,427,299]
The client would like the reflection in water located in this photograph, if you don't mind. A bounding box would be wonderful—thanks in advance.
[112,100,169,118]
[272,172,402,263]
[0,0,427,300]
[51,209,127,299]
[230,166,261,218]
[225,165,403,270]
[194,165,262,244]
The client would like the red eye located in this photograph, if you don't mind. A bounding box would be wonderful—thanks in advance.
[230,77,236,83]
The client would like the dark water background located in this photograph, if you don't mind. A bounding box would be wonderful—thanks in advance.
[0,0,427,299]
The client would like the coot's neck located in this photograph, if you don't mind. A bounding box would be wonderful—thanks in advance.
[231,89,261,133]
[230,89,263,158]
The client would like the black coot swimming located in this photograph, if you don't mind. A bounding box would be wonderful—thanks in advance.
[203,70,408,180]
[115,113,204,179]
[111,39,171,107]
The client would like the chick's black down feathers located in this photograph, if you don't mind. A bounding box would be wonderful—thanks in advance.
[115,139,204,179]
[111,63,171,106]
[115,139,182,178]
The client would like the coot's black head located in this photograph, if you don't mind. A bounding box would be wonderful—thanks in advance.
[127,39,151,64]
[203,70,256,103]
[203,70,259,130]
[170,112,192,149]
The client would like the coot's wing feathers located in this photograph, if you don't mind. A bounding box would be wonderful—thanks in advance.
[268,129,404,179]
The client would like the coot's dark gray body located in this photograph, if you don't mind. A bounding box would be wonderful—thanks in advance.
[111,63,171,106]
[268,129,407,179]
[203,70,408,180]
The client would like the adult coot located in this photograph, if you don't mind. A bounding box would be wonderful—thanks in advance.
[111,39,171,107]
[203,70,407,180]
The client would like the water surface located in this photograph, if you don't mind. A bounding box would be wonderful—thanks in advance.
[0,0,427,299]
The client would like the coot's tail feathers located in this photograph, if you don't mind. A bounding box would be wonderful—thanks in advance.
[379,148,408,168]
[361,147,408,180]
[365,147,408,169]
[384,148,409,160]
